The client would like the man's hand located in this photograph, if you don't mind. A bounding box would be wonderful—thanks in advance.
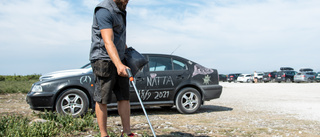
[117,63,129,77]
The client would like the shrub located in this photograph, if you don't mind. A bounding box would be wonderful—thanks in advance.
[0,76,4,81]
[0,74,40,94]
[0,111,103,137]
[1,74,41,81]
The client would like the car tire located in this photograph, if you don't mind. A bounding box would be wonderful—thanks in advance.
[56,88,89,117]
[307,78,312,83]
[175,88,201,114]
[286,78,292,83]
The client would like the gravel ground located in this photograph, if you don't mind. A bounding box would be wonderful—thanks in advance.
[1,82,320,136]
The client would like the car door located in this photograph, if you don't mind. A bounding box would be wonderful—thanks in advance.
[130,55,189,103]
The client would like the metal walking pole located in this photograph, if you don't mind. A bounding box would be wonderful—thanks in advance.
[126,69,156,137]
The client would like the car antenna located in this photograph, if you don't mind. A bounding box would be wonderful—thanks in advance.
[171,45,181,55]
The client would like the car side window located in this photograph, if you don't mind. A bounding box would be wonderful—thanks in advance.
[173,59,187,70]
[148,56,172,71]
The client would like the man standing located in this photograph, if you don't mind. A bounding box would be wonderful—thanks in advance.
[89,0,135,137]
[254,71,258,83]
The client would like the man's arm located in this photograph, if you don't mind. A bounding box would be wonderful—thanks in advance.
[101,28,128,77]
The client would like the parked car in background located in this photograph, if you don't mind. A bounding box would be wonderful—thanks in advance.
[227,73,241,83]
[275,67,297,83]
[26,54,223,117]
[256,72,263,82]
[294,68,316,83]
[315,72,320,82]
[262,72,277,83]
[237,74,253,83]
[219,74,227,82]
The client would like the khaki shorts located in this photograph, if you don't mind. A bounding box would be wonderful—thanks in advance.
[91,60,129,104]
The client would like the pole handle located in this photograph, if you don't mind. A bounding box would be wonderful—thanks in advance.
[126,68,134,81]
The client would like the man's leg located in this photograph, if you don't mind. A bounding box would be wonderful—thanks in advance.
[96,102,108,137]
[117,100,131,134]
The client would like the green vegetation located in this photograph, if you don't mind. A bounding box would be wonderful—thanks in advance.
[0,74,40,94]
[0,111,108,137]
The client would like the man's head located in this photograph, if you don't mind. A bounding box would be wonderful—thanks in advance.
[114,0,129,11]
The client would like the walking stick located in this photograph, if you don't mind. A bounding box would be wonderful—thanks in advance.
[126,69,156,137]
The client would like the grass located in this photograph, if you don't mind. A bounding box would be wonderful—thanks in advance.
[0,111,103,137]
[0,110,153,137]
[0,74,40,94]
[0,80,37,94]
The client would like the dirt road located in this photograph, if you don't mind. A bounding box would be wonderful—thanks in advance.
[1,82,320,136]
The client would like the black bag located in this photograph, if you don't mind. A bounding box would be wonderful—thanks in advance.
[125,47,148,76]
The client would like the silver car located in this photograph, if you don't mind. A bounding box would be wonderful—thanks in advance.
[294,68,316,83]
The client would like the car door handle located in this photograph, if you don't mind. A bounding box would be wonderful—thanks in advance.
[136,77,144,81]
[177,75,184,79]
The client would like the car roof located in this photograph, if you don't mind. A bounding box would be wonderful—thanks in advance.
[280,67,294,71]
[299,68,313,72]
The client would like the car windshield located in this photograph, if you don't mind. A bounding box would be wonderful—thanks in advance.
[81,63,91,69]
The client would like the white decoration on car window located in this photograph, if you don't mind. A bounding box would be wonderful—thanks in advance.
[192,64,214,77]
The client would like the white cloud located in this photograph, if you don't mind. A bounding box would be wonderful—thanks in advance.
[1,0,320,75]
[128,0,320,73]
[0,0,96,74]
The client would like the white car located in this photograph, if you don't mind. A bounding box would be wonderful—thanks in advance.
[237,74,253,83]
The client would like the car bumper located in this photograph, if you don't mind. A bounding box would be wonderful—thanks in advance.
[275,77,285,82]
[263,77,271,81]
[26,91,55,110]
[201,85,223,101]
[294,78,307,82]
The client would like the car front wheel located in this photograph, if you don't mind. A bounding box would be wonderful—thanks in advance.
[56,88,89,117]
[175,88,201,114]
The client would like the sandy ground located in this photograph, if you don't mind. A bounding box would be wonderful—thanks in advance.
[1,82,320,136]
[217,82,320,122]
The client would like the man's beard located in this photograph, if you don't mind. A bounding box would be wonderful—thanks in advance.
[115,0,128,11]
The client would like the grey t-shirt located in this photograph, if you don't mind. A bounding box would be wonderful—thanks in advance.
[89,1,127,62]
[96,8,113,30]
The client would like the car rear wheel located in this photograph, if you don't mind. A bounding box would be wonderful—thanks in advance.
[175,88,201,114]
[307,78,312,83]
[246,79,251,83]
[56,88,89,117]
[286,78,292,83]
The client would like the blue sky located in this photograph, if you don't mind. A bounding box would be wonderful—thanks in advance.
[1,0,320,75]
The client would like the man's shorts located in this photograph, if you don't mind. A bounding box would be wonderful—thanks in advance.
[91,59,130,104]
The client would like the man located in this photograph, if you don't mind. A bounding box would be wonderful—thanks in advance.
[254,71,258,83]
[89,0,135,137]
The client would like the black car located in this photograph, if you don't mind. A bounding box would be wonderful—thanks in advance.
[274,67,297,83]
[262,72,277,83]
[218,74,227,82]
[26,54,223,117]
[227,73,241,83]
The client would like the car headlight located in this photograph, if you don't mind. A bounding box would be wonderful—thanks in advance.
[31,84,43,92]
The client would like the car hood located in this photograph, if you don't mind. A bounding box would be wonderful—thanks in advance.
[40,68,92,81]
